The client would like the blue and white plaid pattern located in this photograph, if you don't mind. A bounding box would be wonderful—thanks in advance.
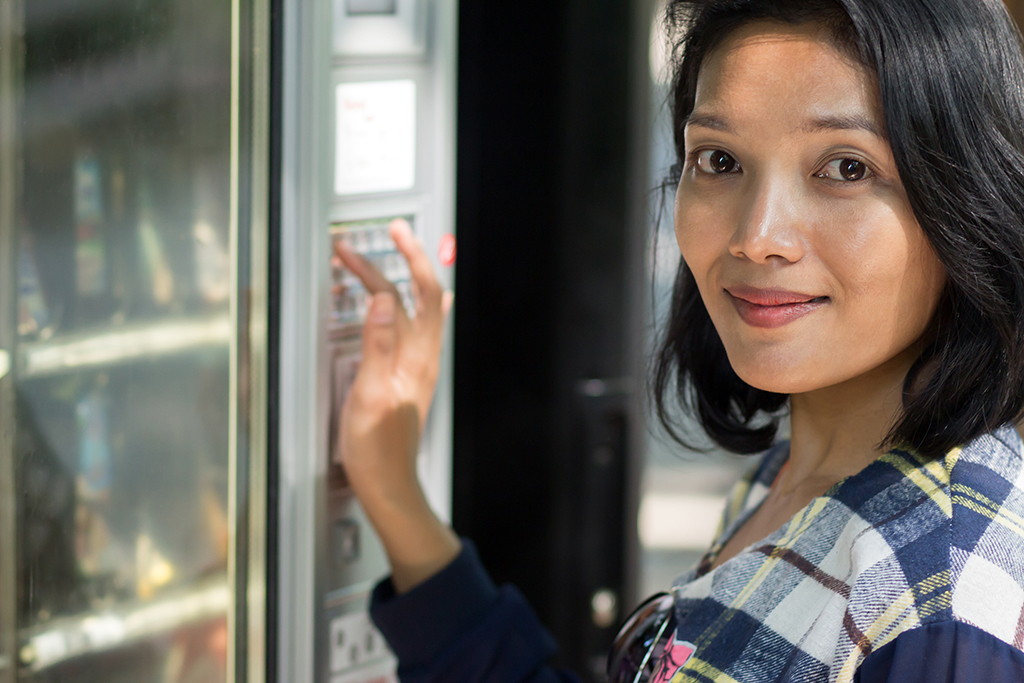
[666,425,1024,682]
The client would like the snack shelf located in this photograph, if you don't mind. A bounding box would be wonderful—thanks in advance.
[18,315,231,378]
[18,577,229,673]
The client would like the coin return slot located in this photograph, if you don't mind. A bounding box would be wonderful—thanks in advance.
[333,519,361,566]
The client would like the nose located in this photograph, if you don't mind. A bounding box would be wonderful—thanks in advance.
[728,174,807,264]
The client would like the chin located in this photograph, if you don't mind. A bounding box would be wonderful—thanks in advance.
[726,352,823,396]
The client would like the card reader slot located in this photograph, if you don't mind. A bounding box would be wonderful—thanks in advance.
[346,0,397,15]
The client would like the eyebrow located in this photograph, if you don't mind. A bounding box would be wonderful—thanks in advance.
[685,111,886,139]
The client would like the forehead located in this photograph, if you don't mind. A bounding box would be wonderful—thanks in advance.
[693,20,881,131]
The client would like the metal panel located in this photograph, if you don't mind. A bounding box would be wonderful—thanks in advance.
[332,0,427,59]
[279,0,457,681]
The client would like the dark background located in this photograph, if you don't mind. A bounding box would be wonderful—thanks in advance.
[451,0,653,680]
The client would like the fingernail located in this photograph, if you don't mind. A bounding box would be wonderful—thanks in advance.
[370,293,395,324]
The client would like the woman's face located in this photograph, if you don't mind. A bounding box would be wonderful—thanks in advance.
[675,21,946,395]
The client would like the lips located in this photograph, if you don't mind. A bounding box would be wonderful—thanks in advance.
[725,286,829,329]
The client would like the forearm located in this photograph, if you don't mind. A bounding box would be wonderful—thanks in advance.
[356,475,461,594]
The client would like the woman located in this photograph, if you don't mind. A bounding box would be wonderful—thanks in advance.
[334,0,1024,680]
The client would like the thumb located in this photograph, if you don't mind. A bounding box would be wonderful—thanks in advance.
[359,292,399,380]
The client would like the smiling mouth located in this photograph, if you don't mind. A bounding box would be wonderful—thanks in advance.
[725,287,830,328]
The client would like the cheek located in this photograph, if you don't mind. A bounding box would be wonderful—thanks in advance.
[820,208,943,336]
[893,231,946,333]
[807,213,946,395]
[674,186,726,282]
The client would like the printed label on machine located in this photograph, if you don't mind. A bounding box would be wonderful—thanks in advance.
[335,80,417,195]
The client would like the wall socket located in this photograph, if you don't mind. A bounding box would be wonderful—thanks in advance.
[329,611,390,673]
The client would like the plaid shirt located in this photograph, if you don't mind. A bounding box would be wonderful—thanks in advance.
[667,425,1024,683]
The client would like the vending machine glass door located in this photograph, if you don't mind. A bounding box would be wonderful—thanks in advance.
[0,1,269,681]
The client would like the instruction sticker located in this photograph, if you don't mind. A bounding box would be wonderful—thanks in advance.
[335,80,416,195]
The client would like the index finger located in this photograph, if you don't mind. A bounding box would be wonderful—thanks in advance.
[335,239,404,300]
[388,219,444,327]
[334,240,413,338]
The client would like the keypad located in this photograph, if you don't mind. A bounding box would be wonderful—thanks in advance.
[330,217,414,332]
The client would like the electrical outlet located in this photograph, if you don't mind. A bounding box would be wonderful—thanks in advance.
[330,658,398,683]
[329,611,388,673]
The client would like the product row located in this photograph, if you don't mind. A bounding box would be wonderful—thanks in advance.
[16,358,230,628]
[18,146,232,342]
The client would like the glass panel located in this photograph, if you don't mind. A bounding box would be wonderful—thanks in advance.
[1,0,236,680]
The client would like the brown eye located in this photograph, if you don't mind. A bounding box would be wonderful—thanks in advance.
[710,151,736,173]
[696,150,740,174]
[840,159,866,181]
[817,158,873,182]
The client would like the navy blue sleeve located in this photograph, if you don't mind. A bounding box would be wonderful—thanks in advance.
[369,539,582,683]
[854,621,1024,683]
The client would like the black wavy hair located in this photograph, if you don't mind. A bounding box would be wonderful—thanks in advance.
[653,0,1024,458]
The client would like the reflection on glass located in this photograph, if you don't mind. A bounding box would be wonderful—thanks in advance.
[4,0,234,680]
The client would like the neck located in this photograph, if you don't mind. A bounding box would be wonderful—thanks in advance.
[781,345,922,497]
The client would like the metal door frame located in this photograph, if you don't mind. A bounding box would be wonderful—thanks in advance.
[0,0,22,679]
[276,0,333,678]
[230,0,273,680]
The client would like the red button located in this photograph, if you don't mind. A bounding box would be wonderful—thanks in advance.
[438,234,457,267]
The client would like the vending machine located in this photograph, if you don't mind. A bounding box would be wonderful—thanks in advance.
[0,0,453,678]
[276,1,458,682]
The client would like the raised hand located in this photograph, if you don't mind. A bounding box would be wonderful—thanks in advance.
[334,218,460,593]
